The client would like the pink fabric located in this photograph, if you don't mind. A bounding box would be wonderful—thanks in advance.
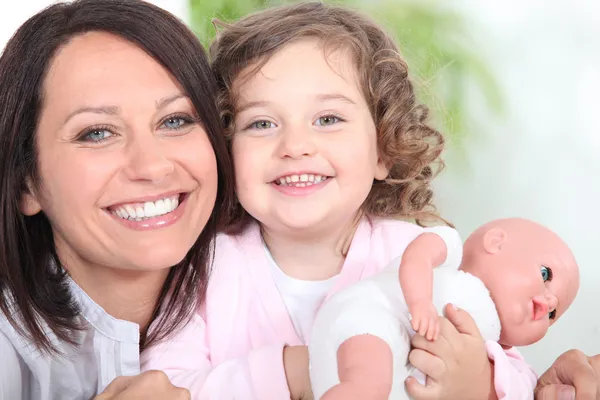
[486,341,538,400]
[141,217,537,399]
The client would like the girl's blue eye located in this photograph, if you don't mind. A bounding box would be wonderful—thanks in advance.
[84,129,112,142]
[315,115,340,126]
[541,265,552,282]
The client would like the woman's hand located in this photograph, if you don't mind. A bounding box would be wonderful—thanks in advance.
[94,370,190,400]
[535,349,600,400]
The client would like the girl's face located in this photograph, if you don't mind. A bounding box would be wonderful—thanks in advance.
[231,39,388,238]
[21,32,218,273]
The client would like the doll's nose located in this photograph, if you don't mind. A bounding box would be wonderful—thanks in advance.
[546,292,558,312]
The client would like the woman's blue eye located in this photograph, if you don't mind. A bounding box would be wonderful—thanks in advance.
[315,116,340,126]
[85,129,112,142]
[251,120,275,130]
[541,265,552,282]
[163,117,188,129]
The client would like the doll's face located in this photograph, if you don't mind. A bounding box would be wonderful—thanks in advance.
[473,226,579,347]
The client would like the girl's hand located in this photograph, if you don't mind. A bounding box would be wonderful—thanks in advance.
[535,349,600,400]
[94,370,190,400]
[284,345,314,400]
[406,304,495,400]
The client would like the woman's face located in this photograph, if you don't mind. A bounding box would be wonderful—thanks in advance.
[21,31,218,272]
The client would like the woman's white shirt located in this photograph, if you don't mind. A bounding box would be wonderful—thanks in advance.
[0,279,140,399]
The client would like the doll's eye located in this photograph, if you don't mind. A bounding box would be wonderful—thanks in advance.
[541,266,553,282]
[549,309,556,319]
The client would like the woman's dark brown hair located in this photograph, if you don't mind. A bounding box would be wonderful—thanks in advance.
[0,0,233,354]
[210,1,446,232]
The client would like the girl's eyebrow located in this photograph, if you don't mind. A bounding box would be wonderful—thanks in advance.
[315,93,356,105]
[236,100,270,113]
[237,93,356,114]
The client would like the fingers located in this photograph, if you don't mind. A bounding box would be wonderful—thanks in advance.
[443,303,483,339]
[589,354,600,375]
[536,350,598,400]
[95,370,190,400]
[411,317,422,336]
[133,370,172,388]
[424,320,437,341]
[411,320,455,360]
[535,384,576,400]
[408,348,445,381]
[96,376,135,398]
[412,317,433,339]
[138,371,190,400]
[405,376,438,400]
[175,387,191,400]
[422,319,439,341]
[555,350,598,399]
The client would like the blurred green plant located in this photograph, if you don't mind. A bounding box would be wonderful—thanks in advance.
[190,0,503,144]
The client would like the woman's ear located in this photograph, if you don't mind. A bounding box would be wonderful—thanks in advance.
[20,179,42,216]
[482,227,507,254]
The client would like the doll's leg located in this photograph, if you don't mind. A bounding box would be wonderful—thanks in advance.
[321,334,393,400]
[309,280,411,399]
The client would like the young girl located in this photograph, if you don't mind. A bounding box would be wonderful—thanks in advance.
[142,2,535,398]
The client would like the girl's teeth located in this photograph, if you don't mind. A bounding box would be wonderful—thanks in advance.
[111,195,180,221]
[276,174,328,187]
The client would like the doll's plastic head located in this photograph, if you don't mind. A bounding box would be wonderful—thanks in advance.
[460,218,579,347]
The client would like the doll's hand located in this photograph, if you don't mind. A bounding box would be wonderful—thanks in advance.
[409,300,439,341]
[406,304,495,400]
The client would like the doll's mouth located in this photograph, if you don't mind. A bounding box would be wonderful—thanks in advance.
[531,298,549,321]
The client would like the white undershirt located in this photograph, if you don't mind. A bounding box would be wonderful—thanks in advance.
[265,245,338,343]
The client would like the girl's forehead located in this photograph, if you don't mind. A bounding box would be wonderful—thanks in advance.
[231,43,363,105]
[234,39,359,83]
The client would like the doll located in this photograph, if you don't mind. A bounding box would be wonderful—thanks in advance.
[309,218,580,399]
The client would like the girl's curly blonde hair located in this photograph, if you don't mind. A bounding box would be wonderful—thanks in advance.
[210,1,448,232]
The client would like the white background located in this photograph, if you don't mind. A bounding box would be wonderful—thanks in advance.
[437,0,600,373]
[1,0,598,375]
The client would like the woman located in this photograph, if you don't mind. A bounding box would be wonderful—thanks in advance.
[0,0,233,398]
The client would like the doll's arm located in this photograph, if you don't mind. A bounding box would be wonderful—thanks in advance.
[398,231,448,339]
[321,335,393,400]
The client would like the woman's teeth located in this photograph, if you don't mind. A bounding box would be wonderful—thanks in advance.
[110,195,180,221]
[276,174,328,187]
